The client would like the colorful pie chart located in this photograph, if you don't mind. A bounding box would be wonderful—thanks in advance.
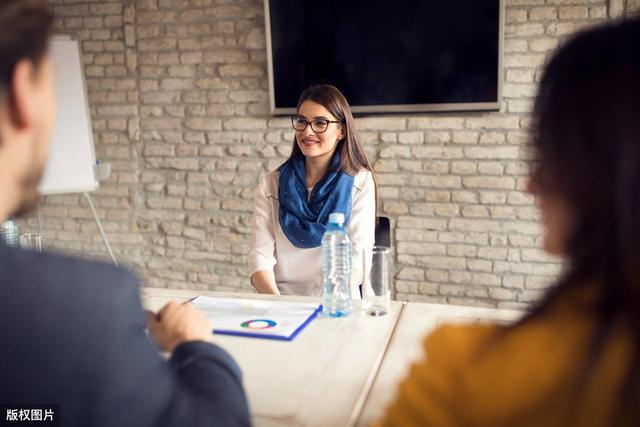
[240,319,277,329]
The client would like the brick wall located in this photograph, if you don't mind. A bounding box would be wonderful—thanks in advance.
[29,0,638,308]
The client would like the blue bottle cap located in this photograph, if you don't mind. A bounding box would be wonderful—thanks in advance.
[328,212,345,225]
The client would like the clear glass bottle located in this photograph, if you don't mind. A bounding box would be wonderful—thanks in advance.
[321,213,352,317]
[0,218,20,247]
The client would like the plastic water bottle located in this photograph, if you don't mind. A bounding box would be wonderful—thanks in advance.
[0,218,20,247]
[322,212,352,317]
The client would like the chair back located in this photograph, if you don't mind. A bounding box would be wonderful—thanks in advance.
[375,216,390,248]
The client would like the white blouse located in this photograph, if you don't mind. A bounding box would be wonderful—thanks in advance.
[248,169,376,297]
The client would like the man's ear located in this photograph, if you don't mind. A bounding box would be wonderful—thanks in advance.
[8,59,36,131]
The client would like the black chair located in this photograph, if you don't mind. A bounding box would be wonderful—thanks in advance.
[359,216,391,298]
[375,216,391,248]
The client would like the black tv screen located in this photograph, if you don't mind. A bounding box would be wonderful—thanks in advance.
[265,0,503,114]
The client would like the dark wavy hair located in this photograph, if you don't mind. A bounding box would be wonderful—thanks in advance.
[526,17,640,424]
[0,0,53,96]
[282,84,378,213]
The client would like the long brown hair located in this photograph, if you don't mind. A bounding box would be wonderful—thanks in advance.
[284,84,378,214]
[524,17,640,424]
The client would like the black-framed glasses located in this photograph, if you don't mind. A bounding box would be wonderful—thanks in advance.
[291,116,343,133]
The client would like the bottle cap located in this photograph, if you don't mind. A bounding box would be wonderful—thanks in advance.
[328,212,345,225]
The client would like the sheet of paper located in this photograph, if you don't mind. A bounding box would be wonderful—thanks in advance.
[191,296,321,339]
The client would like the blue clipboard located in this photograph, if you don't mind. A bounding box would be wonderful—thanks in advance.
[213,304,322,341]
[190,296,322,342]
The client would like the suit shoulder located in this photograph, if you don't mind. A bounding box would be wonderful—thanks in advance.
[0,245,139,305]
[47,250,136,290]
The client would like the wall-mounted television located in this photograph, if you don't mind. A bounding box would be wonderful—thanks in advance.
[264,0,503,115]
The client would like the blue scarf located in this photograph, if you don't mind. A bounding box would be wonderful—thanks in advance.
[278,152,355,248]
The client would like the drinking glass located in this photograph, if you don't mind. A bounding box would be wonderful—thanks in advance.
[362,246,390,316]
[20,233,42,252]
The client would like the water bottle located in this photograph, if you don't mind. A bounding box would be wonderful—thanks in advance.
[0,218,20,247]
[322,212,352,317]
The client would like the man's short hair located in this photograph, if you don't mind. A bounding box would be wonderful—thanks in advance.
[0,0,53,93]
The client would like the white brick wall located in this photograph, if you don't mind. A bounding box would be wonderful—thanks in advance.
[23,0,638,307]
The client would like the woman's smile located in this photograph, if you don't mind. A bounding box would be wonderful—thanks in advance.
[300,137,319,146]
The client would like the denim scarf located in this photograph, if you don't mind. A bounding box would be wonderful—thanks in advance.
[278,152,355,248]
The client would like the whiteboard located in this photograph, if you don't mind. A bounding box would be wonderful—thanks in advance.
[39,36,98,195]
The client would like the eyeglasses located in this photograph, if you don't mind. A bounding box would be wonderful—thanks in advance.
[291,116,343,134]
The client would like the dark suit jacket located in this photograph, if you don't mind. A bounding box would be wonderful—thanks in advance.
[0,244,251,427]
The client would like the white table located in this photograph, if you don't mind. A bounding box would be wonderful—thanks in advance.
[142,288,524,427]
[142,288,403,427]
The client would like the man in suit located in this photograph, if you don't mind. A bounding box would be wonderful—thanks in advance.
[0,2,250,426]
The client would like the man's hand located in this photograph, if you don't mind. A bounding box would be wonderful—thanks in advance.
[147,301,212,352]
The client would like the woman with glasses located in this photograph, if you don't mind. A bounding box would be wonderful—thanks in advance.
[378,18,640,427]
[248,84,377,296]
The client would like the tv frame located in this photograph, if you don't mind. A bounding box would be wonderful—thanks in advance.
[264,0,504,116]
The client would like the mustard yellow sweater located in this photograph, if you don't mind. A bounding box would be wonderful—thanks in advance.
[378,289,634,427]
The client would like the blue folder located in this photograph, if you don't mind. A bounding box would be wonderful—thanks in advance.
[213,304,322,341]
[190,296,323,342]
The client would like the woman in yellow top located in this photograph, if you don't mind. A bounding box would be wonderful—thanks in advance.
[379,18,640,427]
